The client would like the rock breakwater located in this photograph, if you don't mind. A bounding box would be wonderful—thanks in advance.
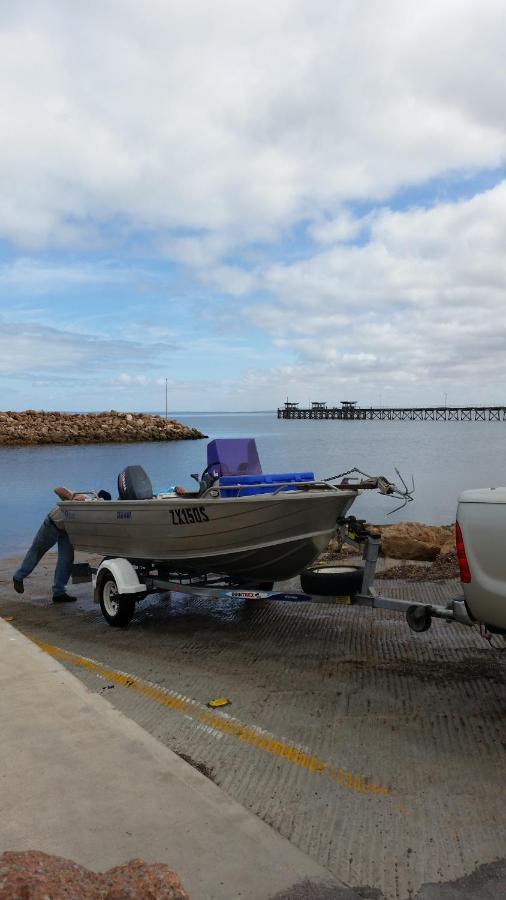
[0,410,206,446]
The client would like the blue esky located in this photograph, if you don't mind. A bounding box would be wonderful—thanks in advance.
[1,1,506,411]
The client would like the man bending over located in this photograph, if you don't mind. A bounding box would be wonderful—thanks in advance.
[13,487,110,603]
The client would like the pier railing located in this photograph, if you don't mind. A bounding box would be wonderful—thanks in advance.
[277,406,506,421]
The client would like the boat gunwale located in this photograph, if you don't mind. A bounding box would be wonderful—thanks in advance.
[59,489,358,509]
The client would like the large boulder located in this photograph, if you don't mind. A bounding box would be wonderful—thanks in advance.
[380,534,440,561]
[376,522,455,561]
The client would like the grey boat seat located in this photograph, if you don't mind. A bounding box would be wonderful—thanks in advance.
[117,465,153,500]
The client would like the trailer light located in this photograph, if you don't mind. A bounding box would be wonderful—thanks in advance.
[456,522,471,583]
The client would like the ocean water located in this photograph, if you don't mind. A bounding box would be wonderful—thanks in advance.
[1,411,505,558]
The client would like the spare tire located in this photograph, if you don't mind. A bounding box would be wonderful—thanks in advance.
[300,564,363,597]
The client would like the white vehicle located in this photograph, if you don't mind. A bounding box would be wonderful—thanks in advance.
[456,488,506,634]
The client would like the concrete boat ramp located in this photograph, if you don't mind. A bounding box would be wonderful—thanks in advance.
[1,552,505,899]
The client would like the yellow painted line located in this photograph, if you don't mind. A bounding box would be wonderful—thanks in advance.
[33,638,392,800]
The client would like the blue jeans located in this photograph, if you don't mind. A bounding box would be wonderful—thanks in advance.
[14,516,74,596]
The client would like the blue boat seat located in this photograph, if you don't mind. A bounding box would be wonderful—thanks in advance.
[219,472,315,497]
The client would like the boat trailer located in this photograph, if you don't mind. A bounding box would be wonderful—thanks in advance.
[73,516,472,632]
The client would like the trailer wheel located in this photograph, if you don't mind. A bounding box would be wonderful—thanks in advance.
[97,572,136,627]
[406,604,432,633]
[300,565,363,597]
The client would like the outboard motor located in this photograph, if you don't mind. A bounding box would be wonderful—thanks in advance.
[117,465,153,500]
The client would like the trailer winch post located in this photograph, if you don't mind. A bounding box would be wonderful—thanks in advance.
[360,534,381,597]
[337,518,381,598]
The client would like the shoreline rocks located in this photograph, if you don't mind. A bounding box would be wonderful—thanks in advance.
[374,521,455,560]
[324,522,456,564]
[0,411,206,446]
[321,521,458,581]
[376,551,459,581]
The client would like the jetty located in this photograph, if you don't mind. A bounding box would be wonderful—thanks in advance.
[277,400,506,421]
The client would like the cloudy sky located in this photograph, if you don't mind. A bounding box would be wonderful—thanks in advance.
[1,0,505,411]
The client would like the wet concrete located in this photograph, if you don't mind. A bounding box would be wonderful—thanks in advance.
[1,552,505,899]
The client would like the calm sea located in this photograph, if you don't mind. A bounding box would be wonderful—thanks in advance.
[1,411,504,557]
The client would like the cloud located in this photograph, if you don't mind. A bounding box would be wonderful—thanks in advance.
[0,258,131,294]
[309,212,367,245]
[0,318,171,375]
[1,1,505,254]
[1,2,506,410]
[112,374,152,387]
[242,181,506,397]
[112,373,172,387]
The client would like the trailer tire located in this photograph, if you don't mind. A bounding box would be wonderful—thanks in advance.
[300,565,363,596]
[97,571,136,627]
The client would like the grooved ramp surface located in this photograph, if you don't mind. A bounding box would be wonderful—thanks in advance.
[1,556,505,900]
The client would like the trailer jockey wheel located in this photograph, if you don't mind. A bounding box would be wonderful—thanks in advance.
[97,570,136,627]
[406,604,432,633]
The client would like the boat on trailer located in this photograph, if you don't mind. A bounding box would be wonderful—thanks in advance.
[59,439,496,642]
[62,438,358,582]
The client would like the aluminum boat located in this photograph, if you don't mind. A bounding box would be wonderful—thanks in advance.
[61,438,357,581]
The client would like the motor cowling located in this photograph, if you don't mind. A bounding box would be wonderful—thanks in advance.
[117,465,153,500]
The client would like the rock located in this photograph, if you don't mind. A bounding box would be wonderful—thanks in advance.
[381,534,440,561]
[439,538,456,554]
[377,551,460,582]
[374,522,455,560]
[0,851,189,899]
[102,859,189,899]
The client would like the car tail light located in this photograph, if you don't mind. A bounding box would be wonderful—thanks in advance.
[456,522,471,583]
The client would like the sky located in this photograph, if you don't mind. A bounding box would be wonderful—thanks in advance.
[1,0,506,412]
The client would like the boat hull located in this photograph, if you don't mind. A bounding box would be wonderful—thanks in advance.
[61,490,356,581]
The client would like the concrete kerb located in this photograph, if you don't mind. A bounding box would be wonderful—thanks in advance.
[0,617,359,900]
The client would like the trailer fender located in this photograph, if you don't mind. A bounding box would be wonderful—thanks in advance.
[93,558,147,602]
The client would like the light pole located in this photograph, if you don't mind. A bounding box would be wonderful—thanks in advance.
[444,392,447,409]
[165,378,168,419]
